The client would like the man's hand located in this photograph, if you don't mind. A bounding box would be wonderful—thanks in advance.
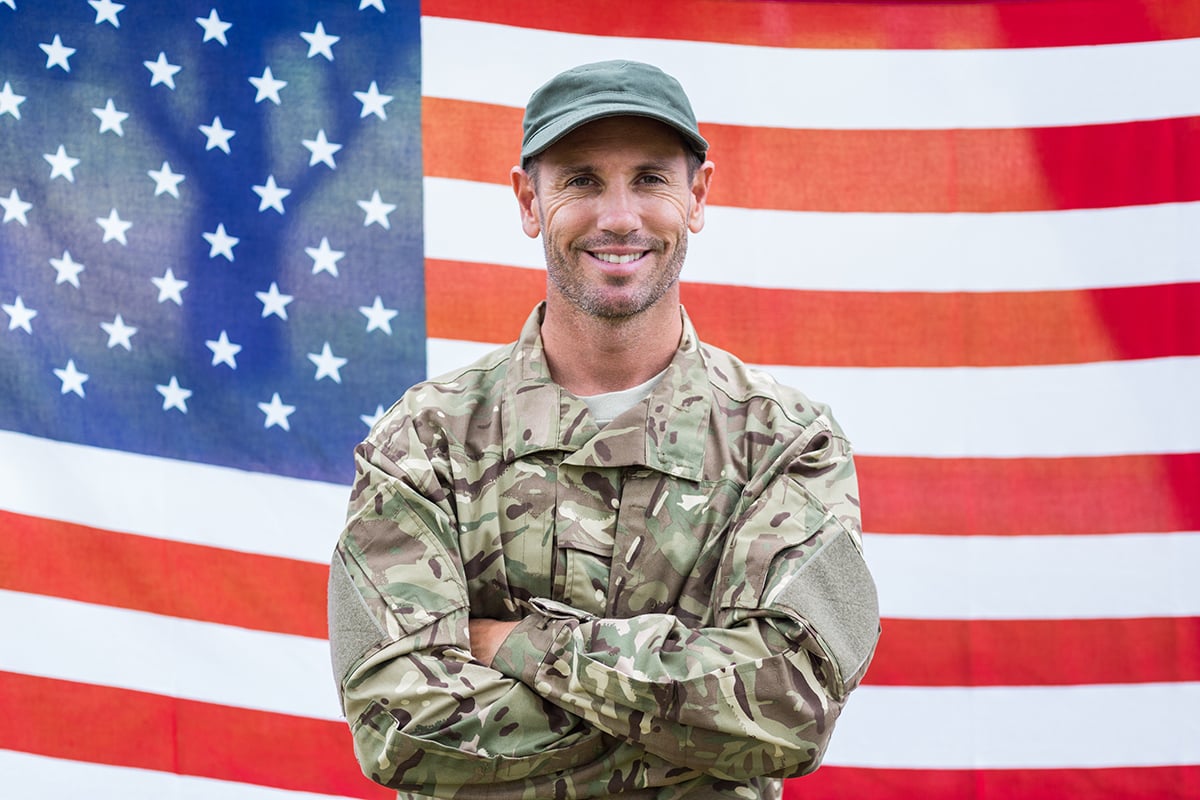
[468,618,520,667]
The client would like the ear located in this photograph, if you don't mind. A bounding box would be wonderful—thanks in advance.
[687,160,715,234]
[511,166,542,239]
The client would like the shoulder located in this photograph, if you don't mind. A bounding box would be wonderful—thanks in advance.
[698,340,831,431]
[368,341,515,455]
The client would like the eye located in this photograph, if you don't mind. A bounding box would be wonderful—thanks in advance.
[638,173,667,185]
[565,175,595,188]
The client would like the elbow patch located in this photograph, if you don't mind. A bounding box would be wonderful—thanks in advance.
[770,528,879,697]
[328,552,387,691]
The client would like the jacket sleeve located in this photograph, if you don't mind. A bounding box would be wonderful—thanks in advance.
[328,436,701,798]
[488,413,880,781]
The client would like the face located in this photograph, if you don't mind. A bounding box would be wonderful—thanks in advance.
[513,116,713,321]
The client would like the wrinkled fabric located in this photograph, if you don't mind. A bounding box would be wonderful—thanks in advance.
[329,304,879,799]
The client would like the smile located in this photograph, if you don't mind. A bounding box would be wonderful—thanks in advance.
[592,251,648,264]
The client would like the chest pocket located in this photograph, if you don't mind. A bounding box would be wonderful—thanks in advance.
[605,472,740,625]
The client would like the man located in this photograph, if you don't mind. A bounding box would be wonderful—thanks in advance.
[328,60,880,799]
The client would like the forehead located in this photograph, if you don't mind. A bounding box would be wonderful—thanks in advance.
[537,116,690,167]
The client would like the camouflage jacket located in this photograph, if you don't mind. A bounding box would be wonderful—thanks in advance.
[329,304,879,799]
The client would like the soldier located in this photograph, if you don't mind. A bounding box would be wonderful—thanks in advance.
[328,60,880,799]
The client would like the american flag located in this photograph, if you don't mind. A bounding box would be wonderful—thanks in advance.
[1,1,1198,798]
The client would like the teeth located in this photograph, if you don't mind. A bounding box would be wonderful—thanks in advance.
[594,252,643,264]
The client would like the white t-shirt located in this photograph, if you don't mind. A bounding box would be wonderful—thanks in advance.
[579,369,668,426]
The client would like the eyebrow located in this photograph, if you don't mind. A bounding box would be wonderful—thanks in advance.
[550,159,681,180]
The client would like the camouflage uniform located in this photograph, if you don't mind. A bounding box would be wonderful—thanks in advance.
[329,303,880,799]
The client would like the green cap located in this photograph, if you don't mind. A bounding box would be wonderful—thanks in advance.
[520,60,708,163]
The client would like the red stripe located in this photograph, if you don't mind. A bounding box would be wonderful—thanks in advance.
[867,617,1200,686]
[785,764,1200,800]
[0,510,327,639]
[424,0,1200,49]
[859,453,1200,537]
[424,260,1200,368]
[3,673,1196,800]
[0,671,390,798]
[424,98,1200,213]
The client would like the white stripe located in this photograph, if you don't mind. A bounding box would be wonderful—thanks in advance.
[766,356,1200,457]
[864,532,1200,620]
[0,590,341,721]
[826,682,1200,769]
[422,17,1200,129]
[0,430,346,563]
[425,178,1200,292]
[0,751,362,800]
[426,344,1200,458]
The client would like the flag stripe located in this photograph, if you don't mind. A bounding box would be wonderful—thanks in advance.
[425,178,1200,293]
[0,673,387,800]
[786,764,1200,800]
[424,0,1200,50]
[425,98,1200,213]
[858,453,1200,537]
[421,18,1200,129]
[7,510,1196,687]
[0,430,345,563]
[5,663,1199,774]
[1,591,339,721]
[428,344,1200,458]
[862,532,1200,620]
[869,617,1200,686]
[0,510,327,639]
[7,436,1197,552]
[425,260,1200,368]
[828,682,1200,768]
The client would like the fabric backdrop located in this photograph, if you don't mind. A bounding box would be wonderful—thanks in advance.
[1,0,1197,797]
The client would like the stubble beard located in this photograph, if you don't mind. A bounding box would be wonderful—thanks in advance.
[543,231,688,321]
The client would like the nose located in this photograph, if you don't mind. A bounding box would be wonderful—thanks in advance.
[596,185,640,236]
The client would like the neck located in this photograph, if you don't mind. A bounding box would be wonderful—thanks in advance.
[540,295,682,396]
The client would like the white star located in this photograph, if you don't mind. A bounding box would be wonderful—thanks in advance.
[39,34,76,72]
[54,360,89,397]
[92,98,128,135]
[0,0,13,10]
[202,223,239,261]
[196,8,231,45]
[359,296,399,335]
[3,295,36,333]
[89,0,124,27]
[358,190,396,229]
[360,405,386,428]
[206,330,241,368]
[258,392,295,430]
[255,282,293,320]
[354,80,392,120]
[151,268,187,305]
[302,128,341,168]
[199,116,235,153]
[251,174,291,214]
[156,376,192,413]
[0,81,26,119]
[1,188,32,226]
[43,145,80,182]
[305,236,344,276]
[50,250,85,287]
[359,0,385,11]
[96,208,131,245]
[308,341,348,383]
[148,161,185,198]
[100,313,137,350]
[300,21,339,61]
[144,51,181,89]
[249,65,286,105]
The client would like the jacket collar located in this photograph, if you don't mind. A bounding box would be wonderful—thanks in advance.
[500,303,709,481]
